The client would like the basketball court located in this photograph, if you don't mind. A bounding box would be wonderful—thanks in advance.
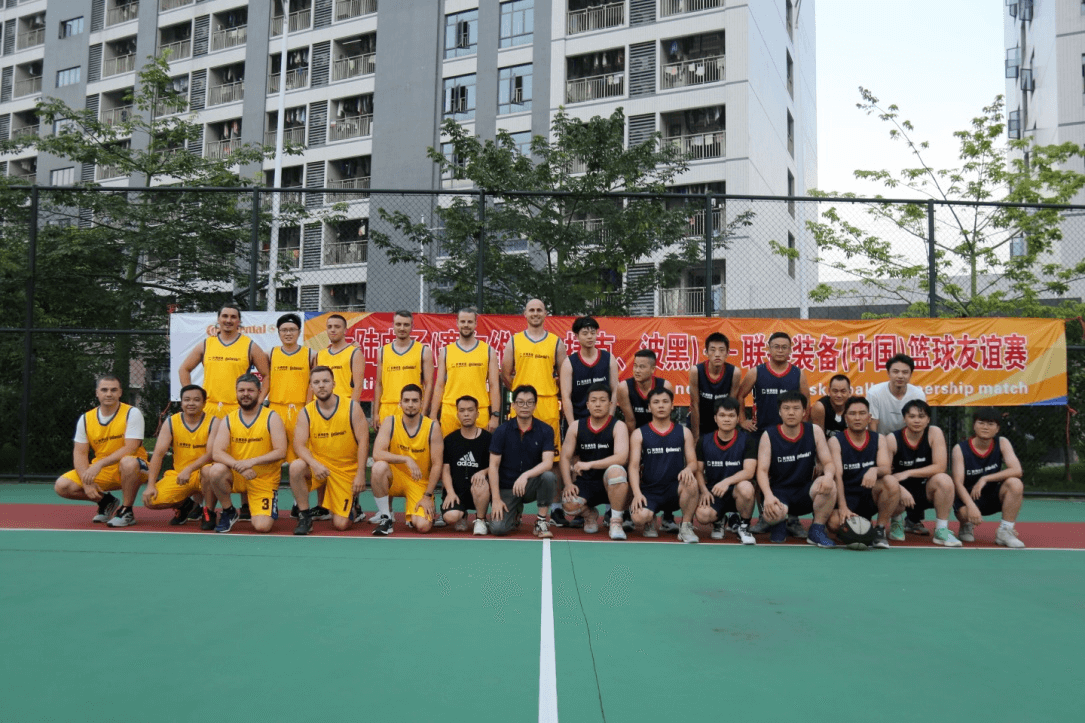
[2,485,1083,722]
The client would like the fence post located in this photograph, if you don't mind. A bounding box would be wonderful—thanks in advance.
[704,194,714,317]
[249,188,260,310]
[18,187,38,484]
[477,191,486,313]
[927,200,937,318]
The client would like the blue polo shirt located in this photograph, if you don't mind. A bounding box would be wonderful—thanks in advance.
[490,417,555,489]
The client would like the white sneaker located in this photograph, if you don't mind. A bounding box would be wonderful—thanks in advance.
[106,508,135,528]
[370,513,393,527]
[472,518,488,536]
[582,509,599,535]
[642,522,658,538]
[678,521,698,544]
[995,526,1025,548]
[958,521,976,542]
[710,519,726,540]
[736,523,756,545]
[608,522,626,541]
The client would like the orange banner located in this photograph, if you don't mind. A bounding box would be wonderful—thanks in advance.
[302,313,1067,407]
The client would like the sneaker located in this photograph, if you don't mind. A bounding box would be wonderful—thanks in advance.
[290,504,300,519]
[271,494,279,520]
[351,500,368,524]
[904,519,930,536]
[642,522,659,538]
[549,508,569,528]
[215,506,240,534]
[373,516,395,536]
[958,521,976,543]
[769,521,787,543]
[187,500,203,522]
[623,511,634,532]
[806,523,836,548]
[711,519,726,540]
[293,510,313,536]
[933,527,962,547]
[889,514,906,542]
[200,507,217,531]
[433,516,447,528]
[749,517,772,534]
[786,516,808,539]
[736,523,756,546]
[659,512,680,534]
[238,503,251,521]
[567,515,584,529]
[169,497,197,526]
[473,518,488,536]
[609,522,627,541]
[92,493,120,524]
[726,513,742,533]
[872,526,890,549]
[678,521,698,544]
[311,505,332,521]
[106,507,135,528]
[534,518,553,539]
[995,526,1025,549]
[582,509,600,535]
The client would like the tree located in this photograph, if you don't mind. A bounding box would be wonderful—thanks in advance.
[370,108,751,315]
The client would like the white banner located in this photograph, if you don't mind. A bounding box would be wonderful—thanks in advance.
[168,312,302,400]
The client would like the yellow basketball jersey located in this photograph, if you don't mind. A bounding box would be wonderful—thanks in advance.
[390,415,435,479]
[268,346,310,405]
[83,403,149,467]
[203,335,253,405]
[169,412,214,471]
[443,340,489,406]
[304,396,359,474]
[317,345,357,400]
[224,407,280,488]
[511,330,559,397]
[379,341,425,408]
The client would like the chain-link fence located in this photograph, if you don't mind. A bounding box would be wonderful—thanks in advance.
[1,185,1082,491]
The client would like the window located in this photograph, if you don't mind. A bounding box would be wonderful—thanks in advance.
[56,66,82,87]
[441,142,468,187]
[500,0,533,48]
[1008,109,1021,139]
[498,64,532,114]
[60,17,84,38]
[50,167,75,186]
[444,10,478,59]
[1010,236,1027,258]
[786,51,793,98]
[786,111,794,158]
[508,131,532,157]
[1005,46,1020,78]
[787,170,795,217]
[443,74,476,120]
[787,232,796,278]
[785,0,793,40]
[54,118,76,134]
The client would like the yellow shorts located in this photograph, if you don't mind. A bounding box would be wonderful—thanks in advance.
[389,467,432,521]
[61,457,149,491]
[510,395,561,448]
[150,469,202,506]
[311,466,356,518]
[268,402,302,463]
[204,401,239,420]
[234,474,279,517]
[440,403,490,437]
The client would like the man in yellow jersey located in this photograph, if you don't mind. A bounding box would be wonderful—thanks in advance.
[289,366,369,535]
[204,374,287,533]
[144,384,216,526]
[430,308,500,436]
[316,314,365,403]
[178,304,270,419]
[501,298,566,449]
[266,313,314,466]
[370,384,443,536]
[372,309,433,429]
[54,375,149,526]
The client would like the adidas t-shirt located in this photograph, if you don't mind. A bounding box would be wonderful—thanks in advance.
[443,428,492,494]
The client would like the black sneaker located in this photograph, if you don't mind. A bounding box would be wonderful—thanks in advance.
[186,500,203,522]
[170,498,198,526]
[550,508,569,528]
[726,513,742,533]
[567,514,584,529]
[290,504,300,519]
[373,516,394,536]
[293,509,313,536]
[311,505,332,521]
[200,507,218,531]
[215,506,240,533]
[92,493,120,524]
[872,525,890,549]
[351,499,367,524]
[238,503,251,521]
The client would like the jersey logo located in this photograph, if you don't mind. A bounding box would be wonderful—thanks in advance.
[457,451,479,468]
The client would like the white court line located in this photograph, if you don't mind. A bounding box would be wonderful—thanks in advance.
[539,538,559,723]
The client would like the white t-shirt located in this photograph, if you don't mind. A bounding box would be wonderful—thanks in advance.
[74,406,146,443]
[866,382,926,434]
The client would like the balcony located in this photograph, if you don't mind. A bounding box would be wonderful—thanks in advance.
[566,73,624,103]
[330,113,372,141]
[325,176,371,203]
[14,76,42,98]
[664,130,725,160]
[205,138,242,159]
[159,0,194,11]
[567,2,624,35]
[208,80,245,106]
[11,124,39,139]
[271,9,312,37]
[211,25,247,51]
[324,239,368,266]
[335,0,377,21]
[332,53,375,81]
[258,247,301,273]
[16,28,44,50]
[107,3,139,27]
[659,285,724,316]
[96,163,125,181]
[159,39,191,60]
[268,68,309,94]
[681,206,723,238]
[261,187,304,208]
[101,105,134,127]
[661,54,725,89]
[265,126,306,146]
[103,54,137,78]
[659,0,721,16]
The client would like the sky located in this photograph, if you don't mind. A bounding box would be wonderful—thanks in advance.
[814,0,1007,197]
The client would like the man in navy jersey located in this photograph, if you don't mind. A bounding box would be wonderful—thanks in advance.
[827,396,897,549]
[694,397,757,544]
[560,316,619,424]
[883,399,961,546]
[810,374,851,436]
[755,390,837,547]
[559,383,630,540]
[688,332,742,441]
[951,408,1026,548]
[628,387,701,543]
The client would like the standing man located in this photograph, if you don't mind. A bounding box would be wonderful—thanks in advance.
[487,385,557,539]
[266,313,314,466]
[688,332,742,441]
[810,374,851,437]
[617,349,673,432]
[694,397,758,544]
[440,395,492,534]
[559,315,619,424]
[502,298,566,449]
[370,384,443,536]
[737,331,808,434]
[54,375,149,526]
[179,304,270,419]
[288,366,369,535]
[316,314,365,404]
[951,408,1026,548]
[372,310,433,428]
[143,384,215,526]
[827,397,898,549]
[203,374,287,533]
[431,308,501,436]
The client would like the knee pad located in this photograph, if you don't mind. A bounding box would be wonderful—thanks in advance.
[605,465,627,487]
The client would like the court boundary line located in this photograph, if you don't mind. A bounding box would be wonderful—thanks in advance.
[539,538,558,723]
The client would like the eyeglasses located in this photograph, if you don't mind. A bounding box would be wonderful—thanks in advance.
[513,399,536,407]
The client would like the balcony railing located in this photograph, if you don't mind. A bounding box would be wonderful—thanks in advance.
[325,177,371,202]
[661,54,725,89]
[258,248,301,273]
[332,53,376,81]
[264,127,306,146]
[159,39,191,60]
[261,188,303,208]
[206,138,242,159]
[271,9,312,37]
[11,124,39,139]
[329,113,372,141]
[107,4,140,27]
[103,54,137,77]
[159,0,194,11]
[335,0,378,20]
[659,285,725,315]
[567,2,625,34]
[324,239,368,266]
[659,0,721,17]
[101,105,134,126]
[324,301,366,312]
[566,73,624,103]
[268,68,308,93]
[96,163,125,180]
[211,25,247,51]
[681,207,724,238]
[154,96,187,117]
[11,174,36,184]
[14,76,42,97]
[569,218,612,242]
[664,131,725,160]
[16,28,44,50]
[208,80,245,106]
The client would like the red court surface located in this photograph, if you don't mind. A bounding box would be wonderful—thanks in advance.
[3,503,1083,548]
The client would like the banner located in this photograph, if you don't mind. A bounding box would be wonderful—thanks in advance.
[298,313,1067,408]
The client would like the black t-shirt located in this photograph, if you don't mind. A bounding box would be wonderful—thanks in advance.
[443,428,492,493]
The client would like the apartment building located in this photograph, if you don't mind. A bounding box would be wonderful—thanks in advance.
[0,0,816,316]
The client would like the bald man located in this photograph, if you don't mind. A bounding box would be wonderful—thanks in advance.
[501,299,565,449]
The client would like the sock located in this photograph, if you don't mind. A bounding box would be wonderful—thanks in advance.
[375,496,390,517]
[610,508,625,523]
[741,517,752,526]
[935,519,948,530]
[1000,520,1015,530]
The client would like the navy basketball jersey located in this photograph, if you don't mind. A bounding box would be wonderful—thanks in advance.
[958,437,1003,490]
[892,427,932,475]
[695,362,737,436]
[817,396,848,435]
[838,430,880,492]
[639,421,686,492]
[753,363,802,431]
[626,376,666,429]
[700,429,753,486]
[568,350,612,420]
[575,415,618,482]
[766,422,817,492]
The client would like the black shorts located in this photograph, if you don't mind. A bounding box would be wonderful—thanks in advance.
[773,483,814,517]
[642,486,681,515]
[845,487,878,520]
[955,481,1004,517]
[709,486,738,516]
[899,477,934,513]
[442,478,476,514]
[574,476,610,508]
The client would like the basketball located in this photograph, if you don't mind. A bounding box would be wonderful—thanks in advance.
[837,515,875,549]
